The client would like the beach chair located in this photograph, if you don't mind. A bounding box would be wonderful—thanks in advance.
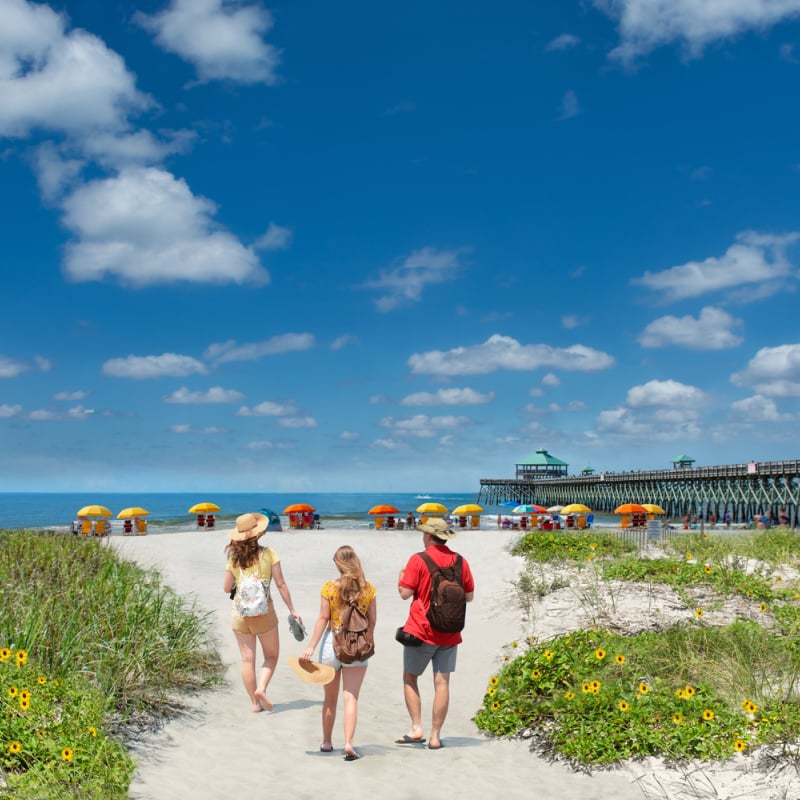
[80,519,93,536]
[123,519,133,535]
[136,519,147,535]
[577,515,586,530]
[197,514,206,528]
[206,515,215,529]
[470,514,480,529]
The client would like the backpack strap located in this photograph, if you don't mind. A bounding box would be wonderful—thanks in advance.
[419,551,461,580]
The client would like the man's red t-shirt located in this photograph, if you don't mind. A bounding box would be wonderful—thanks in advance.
[399,543,475,646]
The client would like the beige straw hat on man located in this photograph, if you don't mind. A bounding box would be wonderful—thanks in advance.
[227,512,269,541]
[415,517,457,541]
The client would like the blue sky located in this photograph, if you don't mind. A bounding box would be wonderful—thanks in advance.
[2,0,800,493]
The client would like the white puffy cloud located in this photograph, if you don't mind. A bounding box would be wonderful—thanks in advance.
[278,416,317,429]
[0,403,22,417]
[61,167,268,286]
[363,246,467,312]
[545,33,581,51]
[633,231,799,302]
[255,222,292,251]
[330,334,358,351]
[731,343,800,396]
[593,0,800,63]
[639,306,744,349]
[559,89,580,119]
[561,313,589,329]
[164,386,244,404]
[401,387,494,406]
[408,334,614,376]
[135,0,280,85]
[0,354,28,378]
[54,390,87,401]
[205,333,314,365]
[170,423,226,434]
[542,373,561,387]
[626,379,706,408]
[102,353,207,379]
[237,400,297,417]
[731,394,792,422]
[380,414,470,438]
[339,431,360,441]
[0,0,151,138]
[595,404,702,441]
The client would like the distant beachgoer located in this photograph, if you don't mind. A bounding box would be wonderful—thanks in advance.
[496,514,502,529]
[724,511,732,528]
[407,512,415,528]
[223,513,302,712]
[396,518,475,750]
[301,545,376,761]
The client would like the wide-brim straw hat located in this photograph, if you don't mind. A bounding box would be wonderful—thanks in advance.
[227,512,269,541]
[287,657,336,686]
[416,517,457,541]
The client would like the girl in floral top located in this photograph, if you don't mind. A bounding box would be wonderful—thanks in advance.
[301,545,376,761]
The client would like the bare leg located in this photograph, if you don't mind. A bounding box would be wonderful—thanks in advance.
[429,671,451,748]
[321,671,341,750]
[341,665,367,756]
[253,627,279,711]
[233,631,261,711]
[402,670,425,740]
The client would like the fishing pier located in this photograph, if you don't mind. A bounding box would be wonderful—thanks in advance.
[477,450,800,526]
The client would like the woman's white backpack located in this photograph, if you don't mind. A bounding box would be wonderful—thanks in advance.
[237,562,269,617]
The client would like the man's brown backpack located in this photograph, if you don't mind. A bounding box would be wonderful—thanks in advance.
[419,552,467,633]
[333,601,375,664]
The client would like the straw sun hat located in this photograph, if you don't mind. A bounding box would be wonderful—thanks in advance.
[415,517,457,541]
[227,512,269,541]
[287,657,336,686]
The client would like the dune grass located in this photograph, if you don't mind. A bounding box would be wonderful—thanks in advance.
[0,530,224,798]
[475,528,800,767]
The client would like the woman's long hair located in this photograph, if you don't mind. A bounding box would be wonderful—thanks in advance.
[225,537,262,570]
[334,545,366,604]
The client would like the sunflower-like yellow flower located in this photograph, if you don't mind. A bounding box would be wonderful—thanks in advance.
[741,699,758,714]
[37,676,47,685]
[565,691,575,701]
[595,648,606,660]
[590,680,601,691]
[7,686,18,698]
[486,686,496,696]
[88,727,97,737]
[491,702,500,711]
[19,698,30,711]
[702,709,715,721]
[695,608,704,618]
[684,685,696,698]
[733,739,747,752]
[8,741,21,754]
[685,552,693,560]
[703,565,712,574]
[61,747,74,762]
[759,603,767,613]
[638,682,650,695]
[615,654,625,664]
[581,683,592,693]
[0,648,10,661]
[543,650,554,660]
[15,650,27,666]
[618,700,629,712]
[530,669,541,680]
[489,676,499,686]
[676,688,685,699]
[672,713,683,724]
[19,690,30,702]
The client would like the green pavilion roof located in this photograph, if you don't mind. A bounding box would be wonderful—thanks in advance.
[518,448,568,467]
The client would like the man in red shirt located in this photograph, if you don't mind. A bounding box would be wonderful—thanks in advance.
[396,518,475,750]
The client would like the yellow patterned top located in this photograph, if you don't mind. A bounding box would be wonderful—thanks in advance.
[321,579,376,630]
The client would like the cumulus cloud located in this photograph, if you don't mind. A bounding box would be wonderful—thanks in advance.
[639,306,744,349]
[562,313,589,329]
[102,353,207,379]
[0,0,151,138]
[380,414,470,438]
[255,221,292,251]
[54,390,87,401]
[135,0,281,85]
[626,379,706,408]
[363,246,468,312]
[633,231,799,302]
[593,0,800,63]
[408,334,614,376]
[594,404,702,441]
[61,167,268,286]
[731,343,800,396]
[164,386,244,403]
[330,334,358,351]
[401,387,494,406]
[171,423,226,434]
[205,333,314,364]
[0,404,23,417]
[545,33,581,51]
[339,431,360,441]
[278,416,317,429]
[237,400,297,417]
[0,354,28,378]
[559,89,580,119]
[731,394,792,422]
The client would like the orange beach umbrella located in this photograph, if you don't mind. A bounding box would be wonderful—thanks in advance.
[614,503,646,515]
[368,504,399,515]
[284,503,315,514]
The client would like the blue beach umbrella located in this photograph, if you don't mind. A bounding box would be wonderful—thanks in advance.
[499,501,520,508]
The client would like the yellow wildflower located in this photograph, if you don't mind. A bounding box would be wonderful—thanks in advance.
[615,654,625,664]
[638,682,650,695]
[703,565,712,574]
[684,685,696,698]
[759,603,767,613]
[15,650,27,666]
[61,747,74,762]
[8,741,21,754]
[37,676,47,685]
[88,727,97,737]
[489,676,499,686]
[543,650,554,660]
[564,691,575,701]
[530,670,541,680]
[695,608,704,618]
[618,700,629,712]
[733,739,747,752]
[7,686,18,698]
[672,713,683,724]
[702,709,715,721]
[595,648,606,660]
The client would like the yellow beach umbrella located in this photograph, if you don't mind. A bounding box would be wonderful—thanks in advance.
[416,502,448,514]
[77,504,112,518]
[452,504,484,515]
[642,503,666,515]
[562,503,591,514]
[188,502,220,514]
[117,507,149,519]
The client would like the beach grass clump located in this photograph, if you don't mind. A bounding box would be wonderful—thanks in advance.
[0,646,135,799]
[0,529,225,796]
[474,624,800,765]
[511,530,637,563]
[480,530,800,767]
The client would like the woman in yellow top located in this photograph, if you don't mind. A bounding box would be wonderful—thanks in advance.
[223,513,302,713]
[301,545,376,761]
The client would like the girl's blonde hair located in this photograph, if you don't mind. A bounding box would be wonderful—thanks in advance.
[334,545,366,604]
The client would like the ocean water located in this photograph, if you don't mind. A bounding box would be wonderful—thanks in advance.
[0,491,487,533]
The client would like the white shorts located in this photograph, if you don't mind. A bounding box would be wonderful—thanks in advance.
[318,627,371,670]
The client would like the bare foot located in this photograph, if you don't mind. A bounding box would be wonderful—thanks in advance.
[251,702,263,713]
[254,689,273,712]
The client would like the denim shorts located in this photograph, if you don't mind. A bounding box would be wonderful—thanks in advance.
[403,642,457,676]
[318,627,371,671]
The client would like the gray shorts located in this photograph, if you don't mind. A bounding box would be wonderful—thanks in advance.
[403,642,457,676]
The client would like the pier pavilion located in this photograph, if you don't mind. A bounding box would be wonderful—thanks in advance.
[478,457,800,526]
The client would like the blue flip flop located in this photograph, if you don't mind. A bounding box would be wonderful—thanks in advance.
[288,615,307,642]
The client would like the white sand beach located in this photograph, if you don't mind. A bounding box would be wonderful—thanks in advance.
[110,527,799,800]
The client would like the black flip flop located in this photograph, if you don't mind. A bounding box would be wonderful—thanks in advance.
[395,734,426,744]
